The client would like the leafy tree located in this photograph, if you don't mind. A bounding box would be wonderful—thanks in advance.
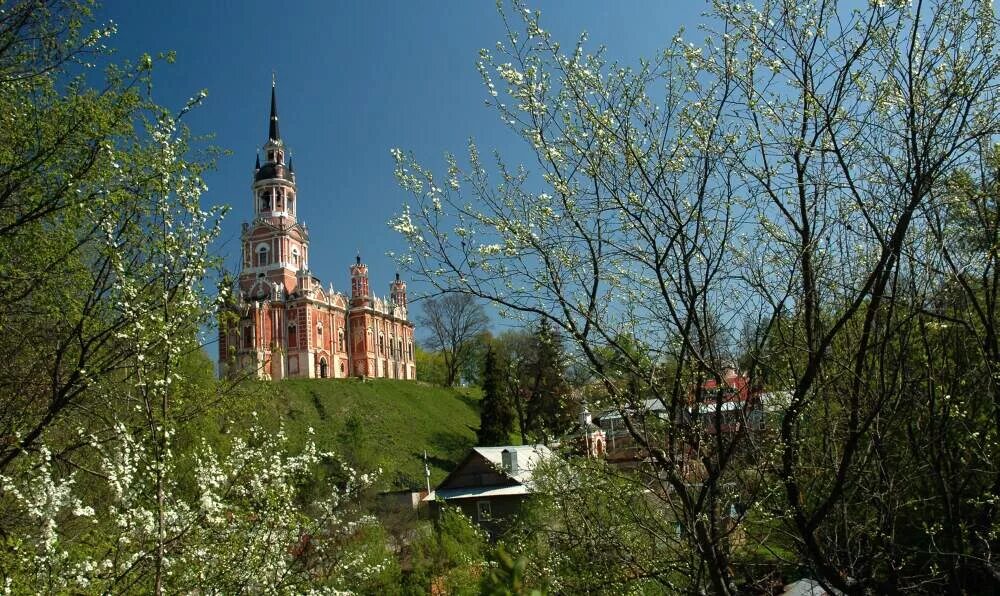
[417,294,491,386]
[0,0,227,473]
[414,344,448,385]
[0,2,396,592]
[391,0,1000,592]
[478,343,515,445]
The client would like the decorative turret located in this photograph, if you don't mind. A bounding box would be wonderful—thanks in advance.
[296,266,312,295]
[390,272,407,311]
[350,254,370,307]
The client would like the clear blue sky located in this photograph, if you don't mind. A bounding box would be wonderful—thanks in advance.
[95,0,706,313]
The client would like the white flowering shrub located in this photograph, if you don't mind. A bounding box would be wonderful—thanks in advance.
[0,423,389,593]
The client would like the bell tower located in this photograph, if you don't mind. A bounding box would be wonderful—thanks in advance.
[239,80,308,298]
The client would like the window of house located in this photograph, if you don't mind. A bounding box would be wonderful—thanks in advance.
[287,323,297,348]
[291,247,299,266]
[338,329,345,352]
[476,501,492,521]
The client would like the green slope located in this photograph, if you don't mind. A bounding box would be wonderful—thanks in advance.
[203,378,482,491]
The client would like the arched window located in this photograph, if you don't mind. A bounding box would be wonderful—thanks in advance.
[287,193,295,216]
[267,150,275,161]
[287,323,298,348]
[276,150,284,164]
[319,358,328,378]
[317,321,323,337]
[379,334,385,356]
[259,189,271,212]
[291,247,299,267]
[338,329,345,352]
[275,187,284,211]
[256,244,270,267]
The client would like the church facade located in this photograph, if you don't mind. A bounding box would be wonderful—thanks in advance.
[218,83,416,380]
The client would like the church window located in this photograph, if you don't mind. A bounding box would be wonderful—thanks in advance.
[338,329,345,351]
[260,189,271,212]
[243,323,253,349]
[287,323,298,348]
[291,247,299,266]
[379,334,385,355]
[275,187,284,211]
[267,150,275,161]
[288,193,295,216]
[317,321,323,336]
[276,150,284,164]
[256,244,270,267]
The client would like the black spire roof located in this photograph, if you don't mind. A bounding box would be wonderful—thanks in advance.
[255,153,260,169]
[268,81,280,142]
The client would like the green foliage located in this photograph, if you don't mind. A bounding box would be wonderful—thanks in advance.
[0,0,225,472]
[478,344,515,446]
[505,457,687,594]
[522,320,573,442]
[481,545,545,596]
[415,345,449,386]
[406,507,488,595]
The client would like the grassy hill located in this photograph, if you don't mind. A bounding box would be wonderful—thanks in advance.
[199,378,482,491]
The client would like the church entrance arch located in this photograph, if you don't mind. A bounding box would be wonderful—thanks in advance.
[319,357,328,378]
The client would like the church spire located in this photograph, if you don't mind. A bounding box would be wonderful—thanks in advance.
[268,78,281,142]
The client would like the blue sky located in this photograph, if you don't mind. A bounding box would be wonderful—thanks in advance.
[95,0,706,321]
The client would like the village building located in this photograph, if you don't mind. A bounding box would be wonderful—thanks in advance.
[424,445,554,538]
[218,83,416,380]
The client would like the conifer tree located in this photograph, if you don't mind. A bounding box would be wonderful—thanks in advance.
[477,344,513,446]
[524,320,571,443]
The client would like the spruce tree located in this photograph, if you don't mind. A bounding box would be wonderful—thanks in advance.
[525,319,572,443]
[477,344,513,446]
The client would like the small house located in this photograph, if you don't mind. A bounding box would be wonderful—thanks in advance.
[423,445,554,537]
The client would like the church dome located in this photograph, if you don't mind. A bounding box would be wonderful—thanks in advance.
[254,162,291,182]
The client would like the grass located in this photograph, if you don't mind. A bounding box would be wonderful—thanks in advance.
[197,378,482,491]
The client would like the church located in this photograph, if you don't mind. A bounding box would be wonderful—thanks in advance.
[218,83,416,381]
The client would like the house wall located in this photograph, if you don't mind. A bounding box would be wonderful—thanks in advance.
[430,495,528,538]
